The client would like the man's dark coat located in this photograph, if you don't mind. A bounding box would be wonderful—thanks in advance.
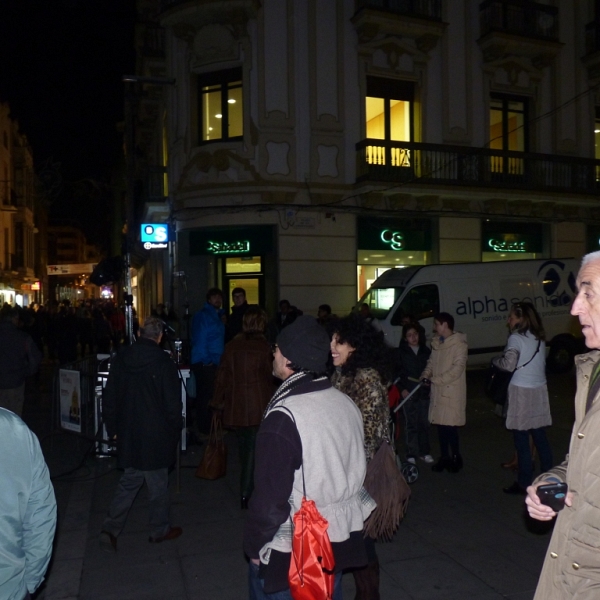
[103,337,182,471]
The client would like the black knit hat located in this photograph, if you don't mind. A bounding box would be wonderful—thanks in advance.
[277,315,330,373]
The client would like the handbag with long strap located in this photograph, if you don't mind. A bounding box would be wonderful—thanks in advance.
[486,339,541,405]
[195,413,227,480]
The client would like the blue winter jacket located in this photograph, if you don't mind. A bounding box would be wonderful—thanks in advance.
[0,409,56,600]
[191,302,225,365]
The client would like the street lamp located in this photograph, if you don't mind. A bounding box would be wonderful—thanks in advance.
[121,74,176,345]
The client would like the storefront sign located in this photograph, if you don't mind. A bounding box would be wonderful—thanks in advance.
[143,242,168,250]
[190,226,274,256]
[488,239,527,253]
[358,218,432,251]
[380,230,404,251]
[31,281,40,290]
[141,224,169,243]
[482,222,543,254]
[207,240,250,254]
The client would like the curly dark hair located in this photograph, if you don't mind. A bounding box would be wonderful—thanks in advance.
[332,314,395,381]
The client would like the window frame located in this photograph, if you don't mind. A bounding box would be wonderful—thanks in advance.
[489,93,529,153]
[365,77,415,143]
[198,67,243,144]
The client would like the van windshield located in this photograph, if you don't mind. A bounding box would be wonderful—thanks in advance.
[357,287,405,320]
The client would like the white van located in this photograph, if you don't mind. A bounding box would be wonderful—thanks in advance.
[357,259,585,372]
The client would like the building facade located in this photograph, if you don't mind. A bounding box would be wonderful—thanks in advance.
[131,0,600,323]
[0,102,45,306]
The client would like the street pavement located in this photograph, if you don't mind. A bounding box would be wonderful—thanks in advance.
[25,366,577,600]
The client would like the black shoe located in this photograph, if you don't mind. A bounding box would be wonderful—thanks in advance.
[241,496,249,510]
[99,530,118,553]
[447,454,463,473]
[503,482,526,495]
[431,457,450,472]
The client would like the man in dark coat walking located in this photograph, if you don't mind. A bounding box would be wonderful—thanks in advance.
[99,316,183,552]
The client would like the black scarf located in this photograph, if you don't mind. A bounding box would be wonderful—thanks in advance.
[263,371,327,418]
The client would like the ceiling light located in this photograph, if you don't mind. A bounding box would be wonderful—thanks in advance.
[408,255,413,259]
[228,99,236,104]
[364,258,369,261]
[370,254,384,258]
[215,114,223,119]
[595,129,600,133]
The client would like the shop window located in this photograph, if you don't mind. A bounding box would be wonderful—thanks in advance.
[365,77,414,166]
[199,68,243,143]
[225,256,262,274]
[489,95,527,175]
[391,284,439,326]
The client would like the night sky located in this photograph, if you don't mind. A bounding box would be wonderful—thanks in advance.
[0,0,136,248]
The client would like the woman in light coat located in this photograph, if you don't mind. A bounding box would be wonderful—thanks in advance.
[493,302,552,495]
[421,312,468,473]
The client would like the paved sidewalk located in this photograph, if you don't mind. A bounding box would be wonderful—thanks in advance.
[34,369,575,600]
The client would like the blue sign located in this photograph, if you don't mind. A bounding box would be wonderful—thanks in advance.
[141,224,169,243]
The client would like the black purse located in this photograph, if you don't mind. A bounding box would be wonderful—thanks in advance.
[485,340,541,406]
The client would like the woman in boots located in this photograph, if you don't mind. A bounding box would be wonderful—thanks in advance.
[211,307,275,508]
[493,302,552,495]
[421,312,468,473]
[330,315,392,600]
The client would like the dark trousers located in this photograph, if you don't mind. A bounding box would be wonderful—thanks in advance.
[403,396,431,457]
[102,467,170,539]
[437,424,460,458]
[513,428,553,489]
[236,426,258,498]
[190,363,217,434]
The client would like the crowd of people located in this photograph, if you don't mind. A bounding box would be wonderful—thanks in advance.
[7,249,600,598]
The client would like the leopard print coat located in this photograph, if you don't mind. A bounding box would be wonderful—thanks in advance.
[331,367,389,462]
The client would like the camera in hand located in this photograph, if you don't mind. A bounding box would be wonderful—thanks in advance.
[536,482,568,512]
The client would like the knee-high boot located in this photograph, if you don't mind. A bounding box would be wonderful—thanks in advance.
[352,559,380,600]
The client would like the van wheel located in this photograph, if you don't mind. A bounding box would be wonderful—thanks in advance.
[547,341,574,374]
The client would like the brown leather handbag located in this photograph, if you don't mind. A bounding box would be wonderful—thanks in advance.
[195,414,227,480]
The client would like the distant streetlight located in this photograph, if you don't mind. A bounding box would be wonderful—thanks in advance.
[122,74,176,345]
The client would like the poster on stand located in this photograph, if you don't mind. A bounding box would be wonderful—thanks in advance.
[59,369,81,433]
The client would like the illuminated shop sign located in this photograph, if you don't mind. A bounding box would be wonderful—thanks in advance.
[141,224,169,249]
[488,239,527,253]
[380,230,404,251]
[207,240,250,254]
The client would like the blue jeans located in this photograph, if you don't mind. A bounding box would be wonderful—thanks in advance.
[248,562,343,600]
[513,428,553,490]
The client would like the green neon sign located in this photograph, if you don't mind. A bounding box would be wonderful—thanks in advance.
[380,230,404,251]
[207,240,250,254]
[488,238,527,252]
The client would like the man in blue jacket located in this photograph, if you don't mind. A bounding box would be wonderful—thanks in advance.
[0,408,56,600]
[191,288,225,435]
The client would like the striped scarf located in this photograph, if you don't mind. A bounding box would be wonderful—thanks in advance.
[263,371,327,419]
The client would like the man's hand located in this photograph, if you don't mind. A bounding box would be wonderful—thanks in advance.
[525,482,573,521]
[251,558,260,566]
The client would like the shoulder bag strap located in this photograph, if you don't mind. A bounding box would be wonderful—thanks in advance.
[515,339,541,371]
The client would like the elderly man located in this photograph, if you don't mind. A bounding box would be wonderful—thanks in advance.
[526,250,600,598]
[99,316,182,551]
[0,408,56,600]
[243,315,375,599]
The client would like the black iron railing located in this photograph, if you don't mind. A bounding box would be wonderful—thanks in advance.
[356,0,442,20]
[479,0,559,41]
[356,139,600,194]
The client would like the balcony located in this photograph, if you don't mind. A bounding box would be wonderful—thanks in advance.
[356,140,600,195]
[355,0,442,21]
[478,0,561,65]
[480,0,558,41]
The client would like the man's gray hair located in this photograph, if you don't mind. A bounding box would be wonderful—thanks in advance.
[140,316,163,341]
[582,250,600,268]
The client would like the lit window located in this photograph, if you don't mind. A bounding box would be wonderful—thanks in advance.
[365,78,413,166]
[489,95,527,175]
[199,68,243,142]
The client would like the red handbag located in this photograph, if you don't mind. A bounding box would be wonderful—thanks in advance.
[288,497,335,600]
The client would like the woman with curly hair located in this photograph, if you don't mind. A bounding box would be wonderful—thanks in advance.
[330,315,391,600]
